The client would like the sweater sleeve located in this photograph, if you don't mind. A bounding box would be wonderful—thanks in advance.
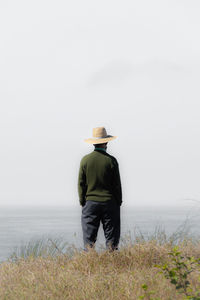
[78,159,87,206]
[111,158,122,206]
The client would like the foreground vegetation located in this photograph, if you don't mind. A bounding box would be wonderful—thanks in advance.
[0,232,200,299]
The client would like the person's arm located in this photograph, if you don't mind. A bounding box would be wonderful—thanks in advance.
[78,159,87,206]
[112,159,122,206]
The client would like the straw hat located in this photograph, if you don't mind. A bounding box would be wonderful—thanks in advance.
[84,127,117,144]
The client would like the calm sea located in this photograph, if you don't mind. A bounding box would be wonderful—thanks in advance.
[0,205,199,262]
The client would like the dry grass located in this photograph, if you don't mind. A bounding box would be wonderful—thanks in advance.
[0,239,200,299]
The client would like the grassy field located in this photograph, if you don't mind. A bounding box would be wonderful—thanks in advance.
[0,235,200,300]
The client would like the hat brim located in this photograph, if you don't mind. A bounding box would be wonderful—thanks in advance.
[84,136,117,144]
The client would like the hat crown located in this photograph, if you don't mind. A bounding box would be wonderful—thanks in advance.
[93,127,107,138]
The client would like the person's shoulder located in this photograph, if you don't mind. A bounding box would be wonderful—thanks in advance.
[80,152,94,164]
[106,153,118,166]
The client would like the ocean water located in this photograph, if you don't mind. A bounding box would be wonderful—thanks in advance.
[0,205,200,262]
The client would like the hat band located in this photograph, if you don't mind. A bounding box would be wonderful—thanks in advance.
[93,136,108,139]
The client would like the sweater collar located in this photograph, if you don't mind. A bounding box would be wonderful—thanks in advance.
[94,147,107,152]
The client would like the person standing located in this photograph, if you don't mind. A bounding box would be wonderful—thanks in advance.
[78,127,122,250]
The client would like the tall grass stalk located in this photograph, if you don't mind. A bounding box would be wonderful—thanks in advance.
[9,237,78,262]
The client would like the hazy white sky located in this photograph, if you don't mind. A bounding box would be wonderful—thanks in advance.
[0,0,200,206]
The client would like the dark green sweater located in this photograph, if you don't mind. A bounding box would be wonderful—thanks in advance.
[78,149,122,206]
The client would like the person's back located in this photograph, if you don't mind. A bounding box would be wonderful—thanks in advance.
[78,149,122,204]
[78,127,122,250]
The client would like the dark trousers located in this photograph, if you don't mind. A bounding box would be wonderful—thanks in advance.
[81,200,120,250]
